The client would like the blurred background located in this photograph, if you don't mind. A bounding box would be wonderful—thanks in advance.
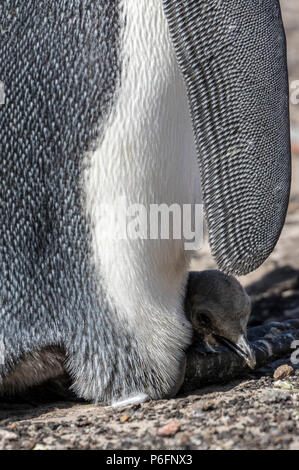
[282,0,299,134]
[191,0,299,325]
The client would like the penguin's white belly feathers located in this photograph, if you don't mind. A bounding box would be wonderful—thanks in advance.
[85,0,201,334]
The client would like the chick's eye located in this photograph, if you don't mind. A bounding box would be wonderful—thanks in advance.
[197,313,211,327]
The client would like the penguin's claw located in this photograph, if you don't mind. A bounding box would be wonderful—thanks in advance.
[110,393,149,408]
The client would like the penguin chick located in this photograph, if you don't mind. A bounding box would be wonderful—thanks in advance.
[185,271,256,369]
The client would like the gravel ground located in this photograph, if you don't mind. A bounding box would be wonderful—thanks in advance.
[0,372,298,451]
[0,1,298,451]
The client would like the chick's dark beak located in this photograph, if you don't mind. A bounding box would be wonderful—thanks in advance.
[216,334,256,370]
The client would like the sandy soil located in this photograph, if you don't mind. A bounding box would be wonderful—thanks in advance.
[0,1,298,451]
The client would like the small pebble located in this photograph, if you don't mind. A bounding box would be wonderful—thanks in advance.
[274,380,294,391]
[0,429,18,441]
[157,421,180,437]
[33,443,49,451]
[274,365,294,381]
[201,400,215,412]
[120,415,131,423]
[176,433,191,446]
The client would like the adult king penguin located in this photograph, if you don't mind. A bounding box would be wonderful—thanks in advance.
[0,1,291,405]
